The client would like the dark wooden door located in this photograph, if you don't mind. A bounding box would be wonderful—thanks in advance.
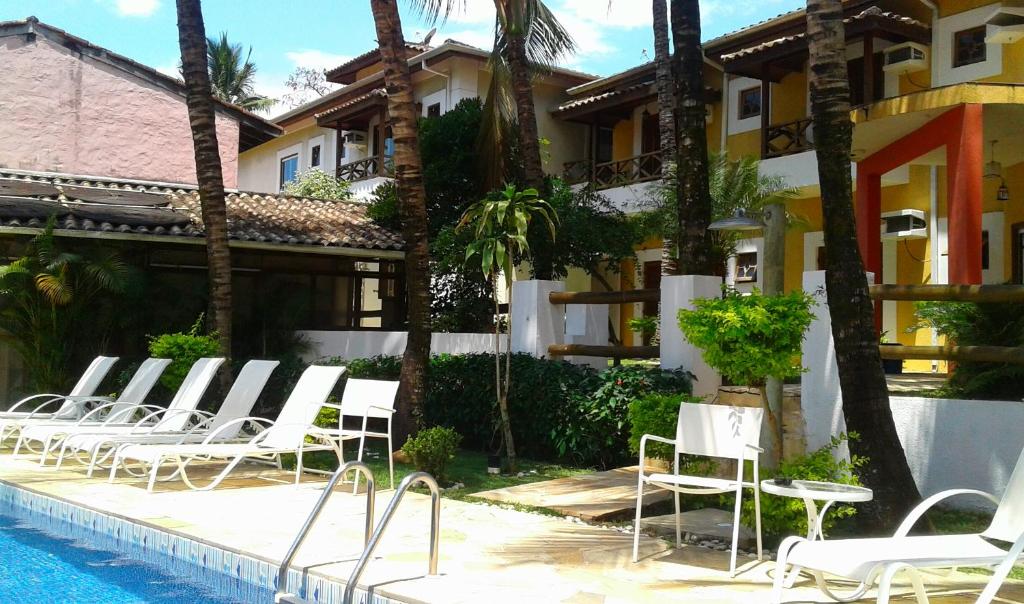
[641,260,662,344]
[641,112,660,154]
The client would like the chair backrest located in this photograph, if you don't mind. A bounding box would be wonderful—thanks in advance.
[153,358,225,431]
[206,360,279,436]
[260,365,346,449]
[675,402,764,460]
[105,358,172,421]
[68,356,119,397]
[339,379,399,420]
[983,445,1024,542]
[51,356,119,418]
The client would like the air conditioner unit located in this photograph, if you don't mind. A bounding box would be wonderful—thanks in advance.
[342,131,367,148]
[882,42,928,75]
[985,6,1024,44]
[881,209,927,240]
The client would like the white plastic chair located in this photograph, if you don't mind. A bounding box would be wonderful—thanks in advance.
[632,402,764,576]
[320,378,399,489]
[0,356,119,442]
[772,444,1024,604]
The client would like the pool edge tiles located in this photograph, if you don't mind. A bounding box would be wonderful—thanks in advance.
[0,480,397,604]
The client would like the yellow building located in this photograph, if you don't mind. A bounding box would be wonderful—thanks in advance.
[552,0,1024,369]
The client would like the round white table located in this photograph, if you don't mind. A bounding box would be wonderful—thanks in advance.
[760,479,873,540]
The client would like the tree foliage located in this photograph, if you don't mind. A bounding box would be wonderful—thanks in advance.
[677,289,814,388]
[0,222,135,391]
[282,169,352,200]
[205,32,274,111]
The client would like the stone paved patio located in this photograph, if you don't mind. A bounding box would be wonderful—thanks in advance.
[0,451,1019,603]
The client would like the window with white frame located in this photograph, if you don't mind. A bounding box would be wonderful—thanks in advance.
[279,154,299,190]
[735,251,758,282]
[953,26,987,68]
[310,144,322,168]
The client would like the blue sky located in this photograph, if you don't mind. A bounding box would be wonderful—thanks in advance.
[2,0,804,116]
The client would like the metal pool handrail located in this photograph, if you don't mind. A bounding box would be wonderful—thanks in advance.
[343,471,440,604]
[276,461,375,600]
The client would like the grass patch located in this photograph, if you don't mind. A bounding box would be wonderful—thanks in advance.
[284,445,590,516]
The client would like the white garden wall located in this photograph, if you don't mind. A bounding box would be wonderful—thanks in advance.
[297,330,501,362]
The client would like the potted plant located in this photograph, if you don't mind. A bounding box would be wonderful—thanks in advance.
[677,288,815,466]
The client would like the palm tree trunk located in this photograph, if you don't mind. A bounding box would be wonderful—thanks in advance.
[806,0,921,530]
[653,0,678,276]
[501,7,546,191]
[370,0,432,443]
[670,0,713,276]
[498,279,517,472]
[175,0,232,380]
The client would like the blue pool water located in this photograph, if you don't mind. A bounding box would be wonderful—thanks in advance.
[0,497,275,603]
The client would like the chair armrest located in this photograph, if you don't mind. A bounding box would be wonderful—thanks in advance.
[745,444,765,453]
[318,402,343,411]
[201,416,273,445]
[364,404,396,418]
[894,489,1000,537]
[638,434,677,477]
[9,394,66,414]
[75,400,136,424]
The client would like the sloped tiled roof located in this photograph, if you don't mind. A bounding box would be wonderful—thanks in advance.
[556,80,653,113]
[0,170,403,254]
[721,7,927,62]
[314,88,388,120]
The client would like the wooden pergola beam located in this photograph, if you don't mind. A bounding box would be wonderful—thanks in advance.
[869,284,1024,303]
[548,344,660,359]
[549,288,660,305]
[879,345,1024,365]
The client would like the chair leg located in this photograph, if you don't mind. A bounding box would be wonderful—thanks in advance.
[387,432,394,490]
[729,485,743,577]
[771,536,806,604]
[878,563,929,604]
[353,433,366,494]
[753,481,763,561]
[147,458,162,493]
[295,447,304,485]
[977,535,1024,604]
[674,489,682,548]
[632,476,645,563]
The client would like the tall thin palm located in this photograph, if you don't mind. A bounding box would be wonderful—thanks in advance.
[459,185,557,472]
[411,1,574,192]
[652,0,677,275]
[205,32,274,112]
[176,0,232,381]
[370,0,433,442]
[806,0,921,529]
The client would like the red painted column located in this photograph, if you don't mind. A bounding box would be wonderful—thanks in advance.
[855,167,883,283]
[947,103,984,284]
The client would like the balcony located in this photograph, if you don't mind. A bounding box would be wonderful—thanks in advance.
[763,117,814,159]
[563,151,663,190]
[336,156,394,183]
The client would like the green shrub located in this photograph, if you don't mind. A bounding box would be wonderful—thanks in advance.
[678,288,814,388]
[401,426,462,482]
[728,433,867,539]
[147,316,220,391]
[911,301,1024,400]
[628,393,687,460]
[553,365,692,468]
[282,169,351,200]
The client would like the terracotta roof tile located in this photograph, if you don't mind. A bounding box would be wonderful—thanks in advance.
[0,170,403,253]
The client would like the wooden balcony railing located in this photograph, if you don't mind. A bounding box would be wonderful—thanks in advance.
[764,117,814,159]
[562,151,663,190]
[336,156,394,182]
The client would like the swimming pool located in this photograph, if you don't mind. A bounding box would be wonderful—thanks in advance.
[0,491,276,603]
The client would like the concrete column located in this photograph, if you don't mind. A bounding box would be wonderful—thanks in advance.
[660,275,722,400]
[511,280,565,358]
[565,303,609,369]
[946,103,984,285]
[800,270,874,459]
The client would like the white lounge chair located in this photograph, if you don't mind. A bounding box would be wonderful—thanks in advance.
[632,402,764,577]
[16,357,222,465]
[109,364,346,492]
[772,445,1024,604]
[3,358,170,453]
[0,356,119,443]
[321,378,399,489]
[56,359,279,476]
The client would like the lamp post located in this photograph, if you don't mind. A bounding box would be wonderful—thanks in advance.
[709,203,787,464]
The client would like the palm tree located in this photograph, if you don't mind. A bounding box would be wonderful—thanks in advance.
[670,0,714,275]
[652,0,677,275]
[205,32,274,112]
[806,0,921,529]
[412,1,574,192]
[459,185,558,472]
[175,0,233,376]
[0,221,132,391]
[369,0,433,442]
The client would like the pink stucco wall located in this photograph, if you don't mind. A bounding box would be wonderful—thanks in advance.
[0,35,239,187]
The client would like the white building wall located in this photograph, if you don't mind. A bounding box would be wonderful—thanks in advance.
[238,120,338,193]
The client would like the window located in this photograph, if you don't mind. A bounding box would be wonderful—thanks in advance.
[953,26,987,67]
[310,144,322,168]
[595,127,614,164]
[279,153,299,190]
[982,229,990,271]
[426,102,442,118]
[735,251,758,282]
[738,87,761,120]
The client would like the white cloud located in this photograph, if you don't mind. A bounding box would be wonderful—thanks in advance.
[443,0,495,24]
[285,50,352,71]
[154,62,180,79]
[560,0,652,30]
[438,28,495,52]
[114,0,159,17]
